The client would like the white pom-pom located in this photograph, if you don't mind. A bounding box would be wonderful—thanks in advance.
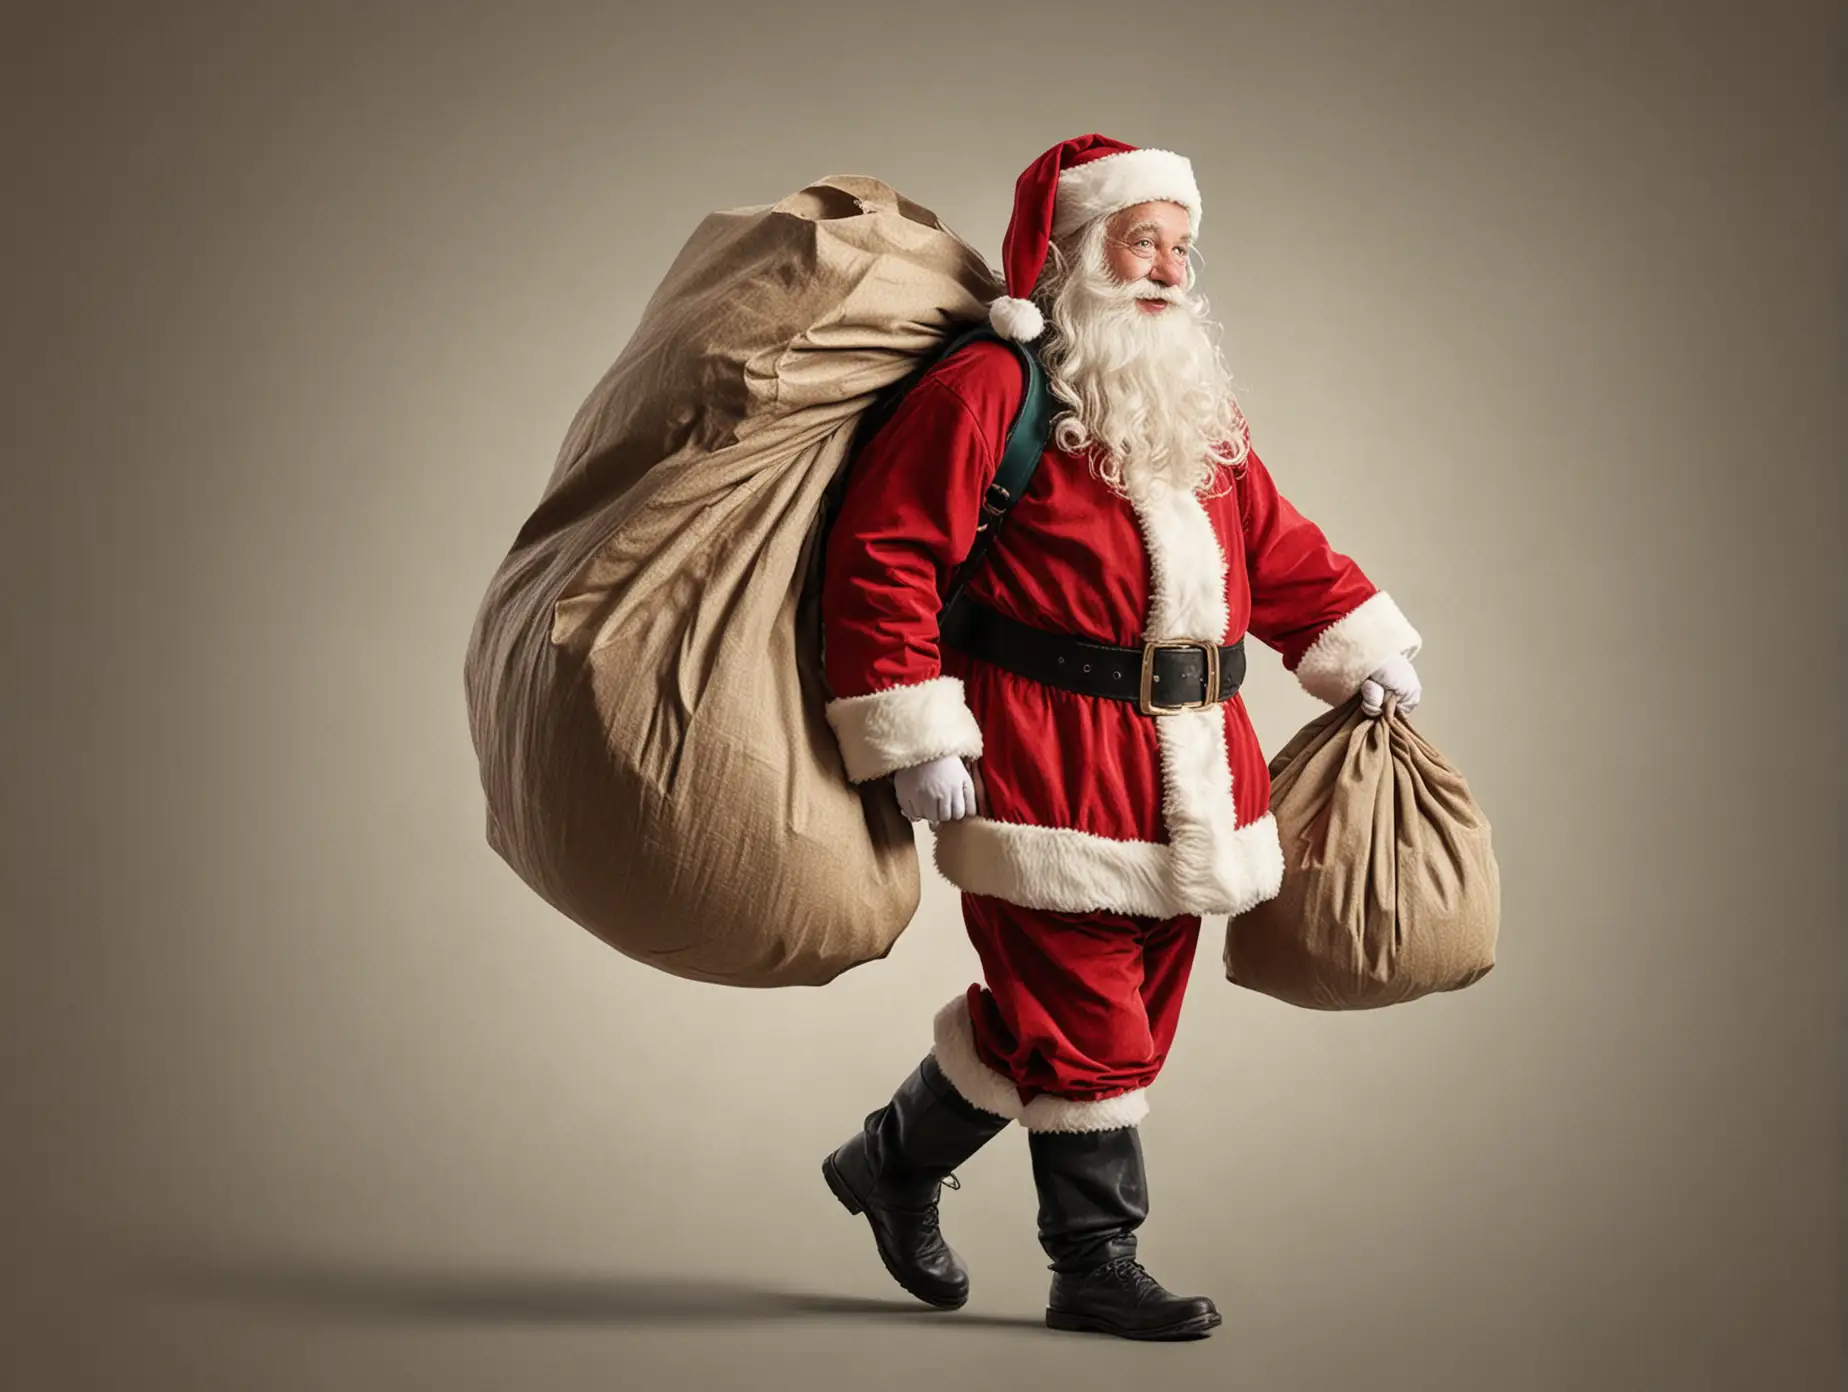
[988,296,1045,341]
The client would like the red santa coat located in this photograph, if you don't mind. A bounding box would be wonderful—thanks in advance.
[821,338,1422,922]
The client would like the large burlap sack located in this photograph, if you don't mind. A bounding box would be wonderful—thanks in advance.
[463,175,1003,987]
[1224,694,1501,1008]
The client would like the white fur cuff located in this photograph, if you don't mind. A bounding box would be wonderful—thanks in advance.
[1021,1086,1151,1133]
[1291,590,1423,706]
[824,675,984,784]
[928,994,1154,1131]
[930,995,1022,1121]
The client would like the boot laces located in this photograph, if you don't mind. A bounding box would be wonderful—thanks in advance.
[890,1171,959,1228]
[1097,1255,1161,1295]
[918,1173,959,1231]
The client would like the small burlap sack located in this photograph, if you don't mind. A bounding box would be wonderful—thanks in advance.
[463,176,1002,987]
[1224,694,1501,1008]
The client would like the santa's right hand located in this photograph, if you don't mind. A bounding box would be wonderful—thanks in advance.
[893,755,976,824]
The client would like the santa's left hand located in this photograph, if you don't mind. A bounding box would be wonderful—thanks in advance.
[1360,654,1421,717]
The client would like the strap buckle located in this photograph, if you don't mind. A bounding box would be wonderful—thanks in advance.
[1138,638,1219,715]
[972,482,1011,534]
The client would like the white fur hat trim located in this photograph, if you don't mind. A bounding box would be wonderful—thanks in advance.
[1053,147,1202,240]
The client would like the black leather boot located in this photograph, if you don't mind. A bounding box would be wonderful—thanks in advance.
[1029,1125,1222,1339]
[822,1052,1011,1309]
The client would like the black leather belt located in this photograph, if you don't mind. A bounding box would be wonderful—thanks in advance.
[939,593,1245,715]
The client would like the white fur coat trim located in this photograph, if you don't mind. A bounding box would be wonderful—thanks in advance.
[825,675,983,784]
[1291,590,1423,706]
[932,808,1284,918]
[932,469,1287,918]
[929,994,1154,1133]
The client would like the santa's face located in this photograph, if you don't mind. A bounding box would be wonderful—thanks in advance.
[1100,200,1194,311]
[1056,202,1199,359]
[1037,200,1244,495]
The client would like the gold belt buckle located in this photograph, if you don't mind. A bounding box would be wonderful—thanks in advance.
[1138,638,1219,715]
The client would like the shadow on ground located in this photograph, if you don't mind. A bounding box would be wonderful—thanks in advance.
[116,1244,1045,1332]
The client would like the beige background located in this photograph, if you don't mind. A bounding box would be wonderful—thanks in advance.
[5,1,1841,1389]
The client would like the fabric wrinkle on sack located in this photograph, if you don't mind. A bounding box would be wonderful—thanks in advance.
[463,175,1006,987]
[1225,692,1499,1010]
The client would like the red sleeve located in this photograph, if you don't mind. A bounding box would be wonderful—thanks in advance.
[819,372,1005,782]
[1238,449,1422,704]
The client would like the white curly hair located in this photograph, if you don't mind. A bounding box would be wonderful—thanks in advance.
[1027,213,1250,500]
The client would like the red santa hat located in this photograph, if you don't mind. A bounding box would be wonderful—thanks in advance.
[989,133,1204,342]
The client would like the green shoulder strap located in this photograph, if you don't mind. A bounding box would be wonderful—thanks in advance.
[937,324,1054,610]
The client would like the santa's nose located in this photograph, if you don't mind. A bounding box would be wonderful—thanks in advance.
[1146,251,1186,286]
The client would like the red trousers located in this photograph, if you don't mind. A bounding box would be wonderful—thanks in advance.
[938,890,1202,1131]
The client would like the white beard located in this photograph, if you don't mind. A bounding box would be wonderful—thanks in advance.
[1037,222,1248,499]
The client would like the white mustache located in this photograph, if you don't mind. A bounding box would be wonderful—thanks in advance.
[1092,275,1188,306]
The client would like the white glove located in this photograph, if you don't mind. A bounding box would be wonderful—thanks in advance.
[1360,653,1421,717]
[892,754,977,824]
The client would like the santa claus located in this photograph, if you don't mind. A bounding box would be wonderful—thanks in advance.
[817,134,1424,1340]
